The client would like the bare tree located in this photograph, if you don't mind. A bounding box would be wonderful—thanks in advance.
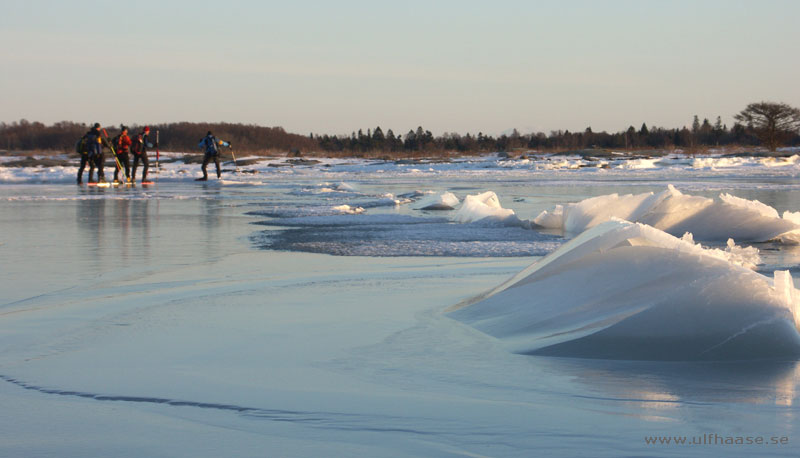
[734,101,800,151]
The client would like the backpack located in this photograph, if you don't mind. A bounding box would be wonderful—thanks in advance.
[204,136,219,154]
[112,134,122,151]
[75,136,88,154]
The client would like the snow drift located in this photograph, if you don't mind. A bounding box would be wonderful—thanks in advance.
[448,220,800,361]
[532,185,800,243]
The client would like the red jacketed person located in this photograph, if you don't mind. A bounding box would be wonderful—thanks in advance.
[112,126,133,183]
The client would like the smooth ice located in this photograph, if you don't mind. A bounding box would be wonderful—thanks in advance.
[2,155,800,457]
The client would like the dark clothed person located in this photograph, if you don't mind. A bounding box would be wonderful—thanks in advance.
[131,126,155,183]
[196,132,231,180]
[80,124,106,182]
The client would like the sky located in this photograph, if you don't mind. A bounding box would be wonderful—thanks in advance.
[1,0,799,136]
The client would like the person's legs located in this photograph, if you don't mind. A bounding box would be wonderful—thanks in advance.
[201,154,210,179]
[113,156,121,182]
[141,154,149,182]
[131,154,139,181]
[121,153,130,181]
[77,155,88,183]
[88,154,96,182]
[96,153,105,181]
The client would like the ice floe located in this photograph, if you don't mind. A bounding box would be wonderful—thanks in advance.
[448,219,800,360]
[533,185,800,243]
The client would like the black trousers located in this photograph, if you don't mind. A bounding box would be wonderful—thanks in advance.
[77,154,90,183]
[114,152,131,181]
[91,153,105,180]
[132,153,149,181]
[202,153,221,178]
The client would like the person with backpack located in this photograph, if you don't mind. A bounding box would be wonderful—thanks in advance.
[131,126,156,184]
[77,123,107,184]
[196,131,231,181]
[75,132,91,184]
[112,125,133,183]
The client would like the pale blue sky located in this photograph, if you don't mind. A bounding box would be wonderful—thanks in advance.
[1,0,798,136]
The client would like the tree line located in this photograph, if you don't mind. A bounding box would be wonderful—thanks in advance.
[315,117,767,156]
[0,121,317,155]
[2,102,799,156]
[317,102,800,155]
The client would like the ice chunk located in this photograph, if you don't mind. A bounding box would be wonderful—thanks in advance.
[531,204,564,228]
[332,204,365,214]
[774,270,800,331]
[724,238,760,270]
[453,191,515,223]
[532,185,800,242]
[614,158,660,169]
[414,192,460,210]
[448,220,800,361]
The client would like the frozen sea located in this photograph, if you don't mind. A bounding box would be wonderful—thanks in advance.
[1,152,800,457]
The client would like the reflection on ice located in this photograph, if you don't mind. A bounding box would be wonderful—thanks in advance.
[533,185,800,242]
[537,358,800,408]
[449,220,800,360]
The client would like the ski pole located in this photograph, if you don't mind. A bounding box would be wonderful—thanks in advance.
[102,128,127,182]
[230,145,238,172]
[156,130,160,169]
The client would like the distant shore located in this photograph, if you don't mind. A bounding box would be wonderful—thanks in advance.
[1,145,798,170]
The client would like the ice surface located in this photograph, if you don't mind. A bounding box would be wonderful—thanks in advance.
[533,185,800,242]
[449,220,800,360]
[252,213,562,257]
[3,161,800,456]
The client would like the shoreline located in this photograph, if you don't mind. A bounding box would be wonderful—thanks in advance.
[1,146,799,170]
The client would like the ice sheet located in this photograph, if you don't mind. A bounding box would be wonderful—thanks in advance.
[2,176,800,457]
[252,213,562,257]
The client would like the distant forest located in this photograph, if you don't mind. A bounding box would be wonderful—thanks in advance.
[1,115,799,157]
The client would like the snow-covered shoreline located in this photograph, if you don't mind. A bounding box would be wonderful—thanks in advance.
[2,150,800,184]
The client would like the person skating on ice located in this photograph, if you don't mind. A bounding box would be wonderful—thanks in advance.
[80,123,107,184]
[131,126,156,184]
[196,131,231,181]
[112,125,133,183]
